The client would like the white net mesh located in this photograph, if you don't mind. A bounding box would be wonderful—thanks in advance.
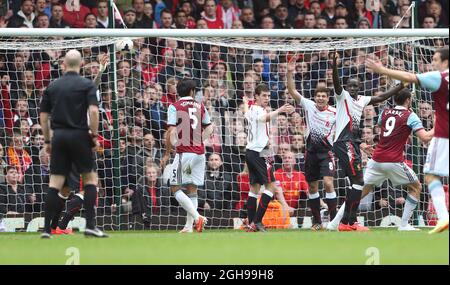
[0,34,448,232]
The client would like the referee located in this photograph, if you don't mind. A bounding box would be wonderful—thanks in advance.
[40,50,107,238]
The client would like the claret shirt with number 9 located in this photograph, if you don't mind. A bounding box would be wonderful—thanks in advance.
[167,97,211,155]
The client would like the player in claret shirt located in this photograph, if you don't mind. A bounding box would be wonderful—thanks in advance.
[366,46,449,234]
[328,89,434,231]
[161,79,214,233]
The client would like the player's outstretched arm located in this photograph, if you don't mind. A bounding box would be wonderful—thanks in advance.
[202,124,214,143]
[415,128,435,144]
[366,58,418,84]
[369,83,405,105]
[332,51,343,95]
[286,56,302,104]
[94,54,109,88]
[262,104,295,122]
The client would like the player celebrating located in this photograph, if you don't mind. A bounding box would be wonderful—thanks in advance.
[330,51,404,232]
[245,83,294,232]
[286,57,337,230]
[161,79,213,233]
[328,89,434,231]
[366,46,449,234]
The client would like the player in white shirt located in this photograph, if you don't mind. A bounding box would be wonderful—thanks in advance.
[245,83,294,232]
[286,58,338,230]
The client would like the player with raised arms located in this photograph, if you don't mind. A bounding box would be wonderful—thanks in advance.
[286,56,337,230]
[366,46,449,234]
[245,83,295,232]
[329,51,404,231]
[161,79,214,233]
[327,89,434,231]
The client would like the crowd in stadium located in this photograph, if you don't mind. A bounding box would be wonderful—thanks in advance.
[0,0,449,229]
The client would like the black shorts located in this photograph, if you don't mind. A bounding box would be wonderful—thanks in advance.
[50,129,95,176]
[246,149,275,185]
[305,149,335,182]
[333,140,363,179]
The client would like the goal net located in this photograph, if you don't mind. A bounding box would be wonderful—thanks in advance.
[0,31,448,232]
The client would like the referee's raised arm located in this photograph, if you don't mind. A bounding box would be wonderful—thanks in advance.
[39,49,107,239]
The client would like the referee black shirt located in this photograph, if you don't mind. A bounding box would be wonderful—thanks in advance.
[40,71,99,130]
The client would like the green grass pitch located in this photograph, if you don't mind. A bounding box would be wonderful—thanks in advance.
[0,228,447,265]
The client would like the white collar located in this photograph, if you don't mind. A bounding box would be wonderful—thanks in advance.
[179,96,193,101]
[394,106,408,110]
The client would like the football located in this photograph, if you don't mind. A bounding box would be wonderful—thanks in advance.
[115,38,134,53]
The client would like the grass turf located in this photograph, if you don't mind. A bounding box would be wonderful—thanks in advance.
[0,228,447,265]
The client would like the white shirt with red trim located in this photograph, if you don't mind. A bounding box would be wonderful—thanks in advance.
[300,97,336,148]
[334,89,371,143]
[245,104,269,152]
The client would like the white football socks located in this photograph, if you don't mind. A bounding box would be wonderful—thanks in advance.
[174,190,200,222]
[401,194,418,227]
[184,194,198,229]
[429,180,449,221]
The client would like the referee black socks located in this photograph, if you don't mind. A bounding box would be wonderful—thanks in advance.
[84,184,97,229]
[44,188,60,234]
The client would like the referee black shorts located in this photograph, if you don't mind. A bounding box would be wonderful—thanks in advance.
[305,149,335,182]
[50,129,95,176]
[333,140,363,179]
[245,149,276,186]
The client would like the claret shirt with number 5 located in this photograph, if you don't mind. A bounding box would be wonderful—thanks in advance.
[245,104,270,152]
[167,97,211,154]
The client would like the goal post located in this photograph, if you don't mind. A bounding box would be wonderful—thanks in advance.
[0,28,448,232]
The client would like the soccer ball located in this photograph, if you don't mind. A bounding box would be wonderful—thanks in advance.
[115,38,134,53]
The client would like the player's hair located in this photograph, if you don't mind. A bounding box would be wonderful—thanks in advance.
[255,83,269,95]
[436,46,449,63]
[394,88,411,105]
[315,86,329,96]
[177,79,197,98]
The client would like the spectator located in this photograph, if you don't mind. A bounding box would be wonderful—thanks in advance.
[260,14,275,29]
[84,13,99,29]
[123,7,137,28]
[334,16,348,29]
[291,133,306,171]
[274,4,294,29]
[426,0,448,28]
[24,148,49,213]
[240,6,257,29]
[202,0,223,29]
[7,0,35,28]
[309,0,322,18]
[288,0,308,25]
[235,163,250,211]
[133,0,154,28]
[136,133,163,173]
[34,13,49,28]
[200,153,236,210]
[302,11,316,28]
[315,16,328,28]
[6,130,32,183]
[351,0,373,28]
[35,0,51,18]
[422,14,437,28]
[179,0,197,29]
[218,0,241,29]
[174,9,188,29]
[418,101,434,130]
[159,8,175,29]
[389,15,402,28]
[49,3,70,28]
[357,16,371,29]
[274,151,309,210]
[132,164,170,224]
[62,0,91,28]
[0,166,26,218]
[94,1,111,28]
[0,143,6,184]
[196,18,209,28]
[321,0,336,27]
